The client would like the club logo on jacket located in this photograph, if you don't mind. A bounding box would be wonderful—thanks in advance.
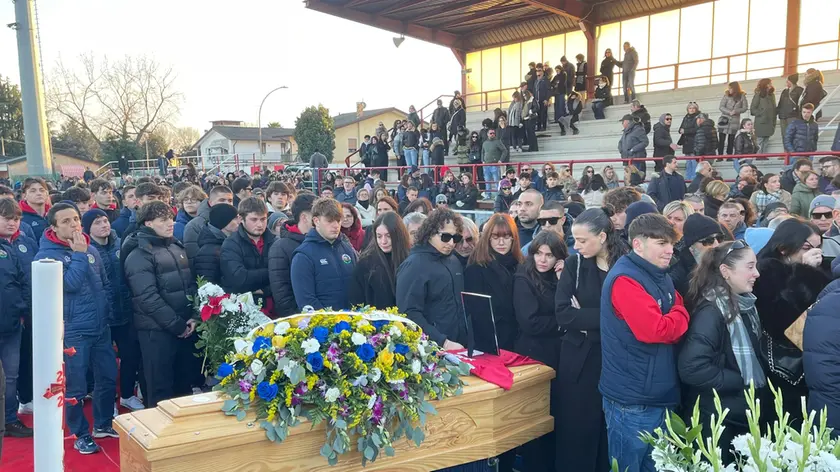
[341,254,352,264]
[320,258,328,265]
[0,249,6,259]
[31,222,39,226]
[115,250,120,258]
[64,256,71,263]
[88,254,96,264]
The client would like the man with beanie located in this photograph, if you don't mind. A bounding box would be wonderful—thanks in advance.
[183,185,234,264]
[124,201,196,408]
[82,209,143,412]
[669,213,724,296]
[758,202,789,227]
[623,201,658,238]
[778,73,804,136]
[220,197,276,314]
[194,204,239,285]
[268,211,289,235]
[810,195,836,235]
[35,203,118,454]
[601,214,688,471]
[268,194,316,318]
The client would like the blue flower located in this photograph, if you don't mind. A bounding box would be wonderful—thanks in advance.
[252,336,272,353]
[307,352,325,372]
[333,321,352,335]
[312,326,330,345]
[356,343,376,362]
[217,363,234,378]
[256,381,278,401]
[394,344,410,355]
[372,320,389,331]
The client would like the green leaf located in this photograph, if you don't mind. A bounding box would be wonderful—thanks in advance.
[669,411,687,437]
[384,446,395,457]
[413,427,425,447]
[320,443,333,458]
[372,433,382,447]
[222,399,237,412]
[265,427,277,442]
[333,435,345,454]
[275,423,288,441]
[235,410,246,421]
[335,419,347,429]
[364,446,375,461]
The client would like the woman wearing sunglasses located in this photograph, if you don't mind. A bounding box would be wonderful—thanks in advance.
[454,216,479,269]
[554,207,627,471]
[753,218,831,425]
[396,208,468,352]
[678,239,766,464]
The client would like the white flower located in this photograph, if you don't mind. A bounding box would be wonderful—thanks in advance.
[417,342,427,357]
[367,394,377,409]
[351,332,367,346]
[282,360,299,378]
[274,321,291,335]
[222,297,242,313]
[389,326,402,338]
[198,282,225,298]
[357,319,370,327]
[325,387,341,403]
[234,339,253,355]
[369,368,382,382]
[301,338,320,354]
[250,359,264,376]
[411,359,422,375]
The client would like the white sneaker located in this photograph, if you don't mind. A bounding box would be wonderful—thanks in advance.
[119,396,145,411]
[18,402,33,415]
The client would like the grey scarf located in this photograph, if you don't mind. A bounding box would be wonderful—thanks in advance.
[705,288,767,387]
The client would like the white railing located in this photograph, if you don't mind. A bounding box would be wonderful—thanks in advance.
[95,152,303,178]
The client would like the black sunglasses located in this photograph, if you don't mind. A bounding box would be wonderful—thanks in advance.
[538,217,561,226]
[438,232,463,243]
[812,211,832,220]
[725,239,749,255]
[698,234,724,246]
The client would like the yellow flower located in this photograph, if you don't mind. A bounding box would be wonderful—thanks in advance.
[260,323,275,338]
[270,370,282,384]
[306,375,318,390]
[375,349,395,371]
[272,336,287,349]
[284,384,295,407]
[323,359,333,370]
[249,386,256,402]
[395,354,405,363]
[358,324,375,336]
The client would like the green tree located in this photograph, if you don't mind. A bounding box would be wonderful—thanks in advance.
[0,75,25,157]
[294,105,335,163]
[267,122,282,128]
[51,121,100,160]
[100,135,142,164]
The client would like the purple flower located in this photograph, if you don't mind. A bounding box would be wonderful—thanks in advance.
[371,397,384,425]
[294,382,308,395]
[297,318,310,330]
[276,349,287,358]
[291,395,302,406]
[327,343,342,363]
[370,334,383,346]
[239,380,252,393]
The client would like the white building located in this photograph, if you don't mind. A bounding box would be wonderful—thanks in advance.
[193,121,297,172]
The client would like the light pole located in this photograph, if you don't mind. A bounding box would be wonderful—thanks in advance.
[258,86,288,158]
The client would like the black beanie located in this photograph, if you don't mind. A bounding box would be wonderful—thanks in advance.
[624,201,657,229]
[82,209,108,235]
[209,203,238,230]
[683,213,722,248]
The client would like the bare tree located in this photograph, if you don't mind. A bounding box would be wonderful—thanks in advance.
[48,54,182,146]
[159,125,200,155]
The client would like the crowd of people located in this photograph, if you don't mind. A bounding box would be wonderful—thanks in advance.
[1,138,840,469]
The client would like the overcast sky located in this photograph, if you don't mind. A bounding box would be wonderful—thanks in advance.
[1,0,462,134]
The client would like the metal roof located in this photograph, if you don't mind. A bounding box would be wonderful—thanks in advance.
[305,0,710,52]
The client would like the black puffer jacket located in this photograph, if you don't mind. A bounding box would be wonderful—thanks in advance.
[464,254,520,351]
[0,239,29,336]
[194,223,226,284]
[125,227,195,335]
[348,251,397,310]
[220,225,276,299]
[513,268,560,366]
[679,112,699,155]
[694,118,719,157]
[396,244,467,346]
[678,299,765,426]
[267,222,306,318]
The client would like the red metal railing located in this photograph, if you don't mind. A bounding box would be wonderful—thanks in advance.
[315,151,840,194]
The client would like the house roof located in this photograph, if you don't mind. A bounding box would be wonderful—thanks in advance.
[306,0,712,52]
[193,125,294,150]
[0,150,96,165]
[332,107,408,129]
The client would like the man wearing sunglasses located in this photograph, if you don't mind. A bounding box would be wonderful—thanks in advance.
[396,209,467,351]
[810,195,836,235]
[521,201,574,254]
[669,213,725,296]
[601,214,688,471]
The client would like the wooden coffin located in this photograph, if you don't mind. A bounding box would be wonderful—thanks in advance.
[115,364,555,472]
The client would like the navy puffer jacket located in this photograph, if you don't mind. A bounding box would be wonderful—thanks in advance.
[290,229,357,311]
[0,240,29,336]
[34,229,111,337]
[783,118,819,153]
[803,284,840,435]
[90,230,132,326]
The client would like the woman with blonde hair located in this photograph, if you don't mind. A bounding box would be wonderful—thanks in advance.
[662,200,695,236]
[601,165,620,189]
[557,166,578,195]
[454,216,479,268]
[464,213,524,351]
[718,81,748,156]
[802,68,825,120]
[703,180,730,219]
[174,185,207,242]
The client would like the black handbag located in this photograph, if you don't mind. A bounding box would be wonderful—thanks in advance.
[760,332,804,385]
[717,115,730,128]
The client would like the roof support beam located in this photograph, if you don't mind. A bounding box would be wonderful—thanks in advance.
[379,0,424,16]
[435,3,526,28]
[305,0,462,48]
[468,11,548,36]
[411,0,489,23]
[518,0,586,21]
